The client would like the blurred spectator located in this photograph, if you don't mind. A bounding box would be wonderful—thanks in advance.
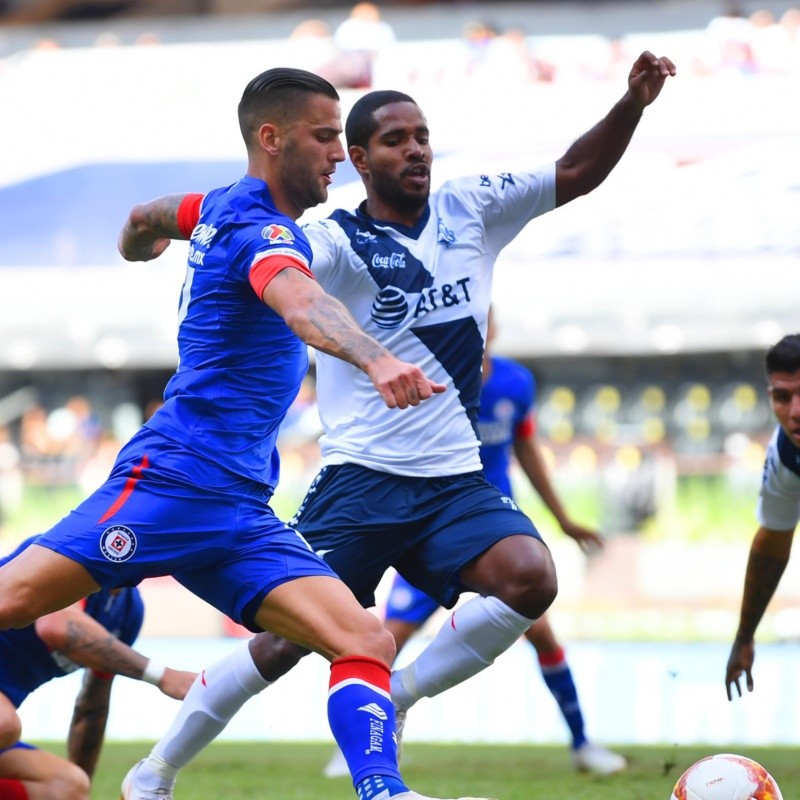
[332,1,395,88]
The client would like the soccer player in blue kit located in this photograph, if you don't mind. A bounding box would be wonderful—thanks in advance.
[0,536,195,800]
[726,333,800,702]
[106,51,675,794]
[370,310,626,775]
[0,68,486,800]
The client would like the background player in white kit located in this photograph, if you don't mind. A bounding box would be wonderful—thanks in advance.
[726,333,800,701]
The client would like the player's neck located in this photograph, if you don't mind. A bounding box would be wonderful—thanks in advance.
[362,198,425,228]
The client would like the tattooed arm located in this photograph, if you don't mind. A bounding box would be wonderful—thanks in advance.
[66,669,113,778]
[725,525,794,700]
[118,193,190,262]
[34,604,196,700]
[262,267,445,410]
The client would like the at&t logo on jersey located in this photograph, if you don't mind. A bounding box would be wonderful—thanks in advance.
[262,224,295,244]
[99,525,137,562]
[371,287,408,328]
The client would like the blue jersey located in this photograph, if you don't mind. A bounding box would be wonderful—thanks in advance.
[477,356,536,496]
[0,537,144,708]
[145,176,313,489]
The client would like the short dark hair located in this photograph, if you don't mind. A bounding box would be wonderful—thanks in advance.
[766,334,800,374]
[345,89,417,149]
[238,67,339,149]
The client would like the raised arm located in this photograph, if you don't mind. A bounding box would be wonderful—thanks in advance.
[118,193,191,262]
[34,604,196,699]
[262,267,445,409]
[725,525,794,700]
[555,50,676,207]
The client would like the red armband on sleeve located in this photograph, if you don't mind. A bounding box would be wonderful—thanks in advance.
[177,193,204,238]
[516,413,536,440]
[249,255,316,299]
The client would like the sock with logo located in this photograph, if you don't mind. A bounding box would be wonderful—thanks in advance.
[391,594,535,710]
[141,641,270,788]
[328,655,404,789]
[538,646,587,749]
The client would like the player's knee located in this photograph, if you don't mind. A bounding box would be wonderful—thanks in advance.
[498,542,558,619]
[249,632,309,682]
[0,713,22,749]
[45,762,90,800]
[353,615,396,665]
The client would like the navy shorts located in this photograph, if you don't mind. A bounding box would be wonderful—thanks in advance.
[37,428,337,631]
[291,463,542,609]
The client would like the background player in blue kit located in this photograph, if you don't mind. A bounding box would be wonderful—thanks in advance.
[370,310,626,775]
[110,49,676,790]
[0,68,483,800]
[726,333,800,702]
[0,536,195,800]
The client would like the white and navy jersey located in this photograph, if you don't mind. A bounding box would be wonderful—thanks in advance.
[304,165,556,476]
[758,425,800,531]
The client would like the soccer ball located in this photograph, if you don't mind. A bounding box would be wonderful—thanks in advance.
[670,753,783,800]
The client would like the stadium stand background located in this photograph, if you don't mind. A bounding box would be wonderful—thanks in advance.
[1,0,799,644]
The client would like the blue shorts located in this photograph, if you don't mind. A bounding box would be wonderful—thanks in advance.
[385,573,439,625]
[291,463,542,609]
[37,428,337,632]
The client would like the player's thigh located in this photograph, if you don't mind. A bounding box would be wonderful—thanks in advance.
[254,575,394,664]
[0,744,84,784]
[0,545,99,626]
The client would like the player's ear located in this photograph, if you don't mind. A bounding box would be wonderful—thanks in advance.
[258,122,280,156]
[349,144,368,174]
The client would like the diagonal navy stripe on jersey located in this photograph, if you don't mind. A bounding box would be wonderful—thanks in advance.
[330,209,434,293]
[412,317,484,438]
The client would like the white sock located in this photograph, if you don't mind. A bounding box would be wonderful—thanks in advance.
[390,595,534,710]
[146,642,270,778]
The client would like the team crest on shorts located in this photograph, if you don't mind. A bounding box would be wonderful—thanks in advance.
[99,525,137,562]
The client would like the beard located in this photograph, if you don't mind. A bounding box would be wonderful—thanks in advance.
[371,169,429,217]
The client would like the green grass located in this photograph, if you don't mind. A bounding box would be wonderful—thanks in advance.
[39,741,800,799]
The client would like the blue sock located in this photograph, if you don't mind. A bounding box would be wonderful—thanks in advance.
[328,656,405,788]
[538,646,587,749]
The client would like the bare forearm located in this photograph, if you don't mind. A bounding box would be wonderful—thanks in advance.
[67,676,111,777]
[734,550,788,642]
[556,93,643,204]
[58,618,149,679]
[275,274,391,370]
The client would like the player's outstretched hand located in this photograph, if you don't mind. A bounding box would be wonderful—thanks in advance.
[628,50,676,109]
[725,639,755,701]
[367,355,446,409]
[159,668,198,701]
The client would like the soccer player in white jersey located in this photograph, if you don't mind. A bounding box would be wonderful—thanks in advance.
[726,333,800,701]
[120,50,675,793]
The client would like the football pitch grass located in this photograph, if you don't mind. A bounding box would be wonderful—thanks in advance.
[56,741,799,799]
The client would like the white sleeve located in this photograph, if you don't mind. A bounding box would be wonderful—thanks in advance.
[446,164,556,257]
[303,220,339,291]
[757,432,800,531]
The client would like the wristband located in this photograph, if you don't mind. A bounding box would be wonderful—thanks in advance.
[141,660,166,686]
